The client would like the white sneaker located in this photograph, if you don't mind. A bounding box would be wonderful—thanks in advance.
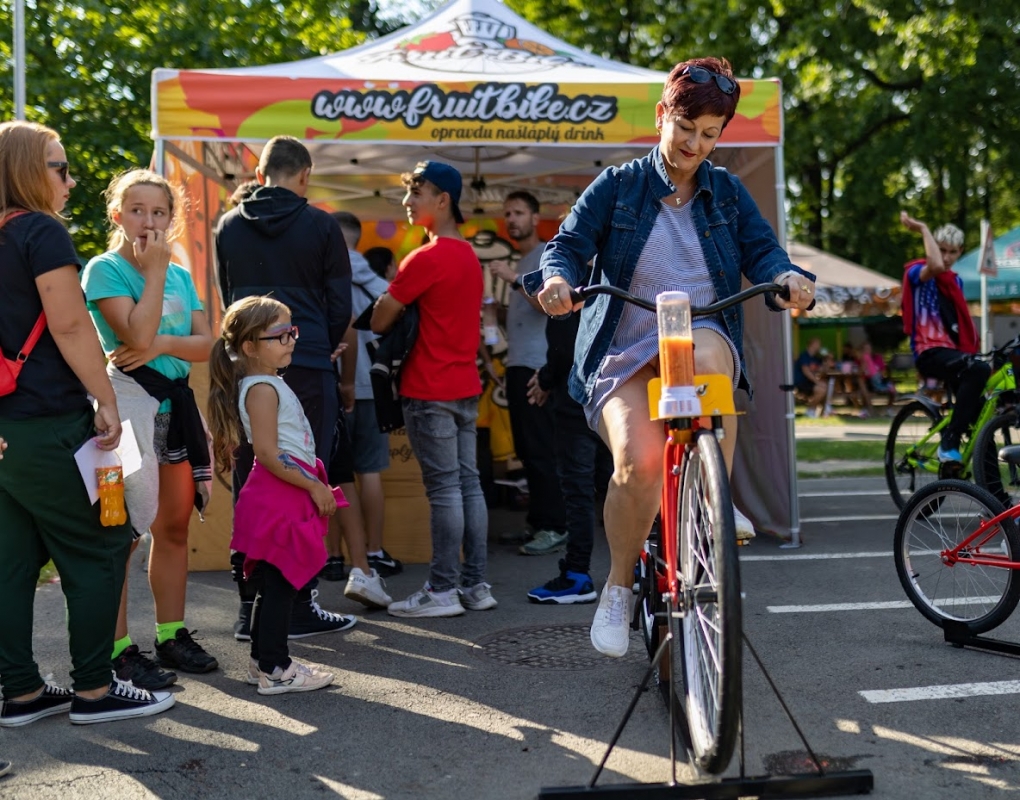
[344,568,392,608]
[459,582,498,611]
[246,657,260,685]
[733,505,756,541]
[257,660,334,696]
[590,584,632,657]
[388,584,465,618]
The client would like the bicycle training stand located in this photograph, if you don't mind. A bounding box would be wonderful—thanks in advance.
[537,634,874,799]
[943,620,1020,658]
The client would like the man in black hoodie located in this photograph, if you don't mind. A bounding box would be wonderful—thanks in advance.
[215,135,354,639]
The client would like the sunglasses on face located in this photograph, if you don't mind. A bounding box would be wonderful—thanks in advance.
[47,161,69,183]
[258,326,299,345]
[680,65,737,95]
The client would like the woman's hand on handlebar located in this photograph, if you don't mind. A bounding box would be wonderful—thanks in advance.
[773,271,816,311]
[537,277,584,317]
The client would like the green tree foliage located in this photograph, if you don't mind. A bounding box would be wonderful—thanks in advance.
[2,0,1018,271]
[509,0,1020,274]
[0,0,369,256]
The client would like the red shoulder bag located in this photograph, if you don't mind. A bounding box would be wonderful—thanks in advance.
[0,210,48,396]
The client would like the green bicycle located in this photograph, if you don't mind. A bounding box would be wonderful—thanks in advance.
[884,337,1020,510]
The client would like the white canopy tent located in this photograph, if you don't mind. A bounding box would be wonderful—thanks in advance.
[151,0,803,543]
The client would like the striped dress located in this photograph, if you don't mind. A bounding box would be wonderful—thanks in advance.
[585,198,741,430]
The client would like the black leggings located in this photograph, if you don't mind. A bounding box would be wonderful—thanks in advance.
[249,561,298,674]
[915,347,991,447]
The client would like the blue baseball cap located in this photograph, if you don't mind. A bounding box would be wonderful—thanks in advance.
[412,161,465,224]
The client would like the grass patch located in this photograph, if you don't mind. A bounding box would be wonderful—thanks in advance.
[797,439,886,462]
[38,561,59,586]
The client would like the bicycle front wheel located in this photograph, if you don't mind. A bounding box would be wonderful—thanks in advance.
[669,429,741,775]
[894,479,1020,634]
[885,400,942,509]
[972,410,1020,508]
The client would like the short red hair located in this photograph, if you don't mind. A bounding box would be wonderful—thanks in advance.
[660,57,741,127]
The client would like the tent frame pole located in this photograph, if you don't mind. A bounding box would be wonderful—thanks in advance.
[774,146,801,548]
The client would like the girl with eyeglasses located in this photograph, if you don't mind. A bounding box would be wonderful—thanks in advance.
[81,169,218,690]
[0,121,174,724]
[531,57,818,659]
[207,295,342,695]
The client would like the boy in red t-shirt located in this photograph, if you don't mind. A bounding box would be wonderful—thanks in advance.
[371,161,496,618]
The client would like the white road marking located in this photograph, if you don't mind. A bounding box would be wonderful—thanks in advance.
[742,551,893,562]
[768,596,1002,613]
[861,681,1020,704]
[799,491,890,498]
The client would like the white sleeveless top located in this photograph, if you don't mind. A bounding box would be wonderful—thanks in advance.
[238,375,316,465]
[585,199,741,430]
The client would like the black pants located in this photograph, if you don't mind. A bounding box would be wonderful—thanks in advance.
[506,366,565,533]
[249,561,297,674]
[232,366,337,602]
[915,347,991,448]
[555,403,613,575]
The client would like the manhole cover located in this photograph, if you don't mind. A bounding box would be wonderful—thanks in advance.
[476,624,645,670]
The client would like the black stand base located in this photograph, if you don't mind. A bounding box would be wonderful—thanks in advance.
[538,770,874,799]
[943,620,1020,657]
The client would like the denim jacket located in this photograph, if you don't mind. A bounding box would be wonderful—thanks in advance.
[522,146,813,406]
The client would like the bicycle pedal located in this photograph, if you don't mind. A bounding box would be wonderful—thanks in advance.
[939,461,964,479]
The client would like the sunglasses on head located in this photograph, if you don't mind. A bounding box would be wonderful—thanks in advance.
[47,161,69,183]
[258,326,299,346]
[680,65,736,95]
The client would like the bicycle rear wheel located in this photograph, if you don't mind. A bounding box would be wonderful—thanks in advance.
[894,479,1020,634]
[885,400,942,509]
[668,429,741,775]
[972,410,1020,508]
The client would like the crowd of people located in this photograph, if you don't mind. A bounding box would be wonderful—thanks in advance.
[795,337,899,418]
[6,53,968,755]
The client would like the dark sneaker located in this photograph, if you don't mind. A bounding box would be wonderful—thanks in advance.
[0,680,74,727]
[528,571,598,605]
[318,556,346,582]
[114,645,177,691]
[155,629,219,673]
[289,589,357,639]
[234,600,253,642]
[69,677,175,725]
[367,549,403,577]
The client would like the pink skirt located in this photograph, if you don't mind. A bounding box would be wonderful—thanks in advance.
[231,456,348,590]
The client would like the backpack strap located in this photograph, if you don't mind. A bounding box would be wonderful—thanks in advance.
[1,210,48,362]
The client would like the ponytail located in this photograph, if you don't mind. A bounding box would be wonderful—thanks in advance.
[208,338,242,474]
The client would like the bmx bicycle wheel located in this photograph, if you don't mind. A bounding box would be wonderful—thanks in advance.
[894,479,1020,634]
[668,429,741,775]
[972,410,1020,508]
[885,400,942,510]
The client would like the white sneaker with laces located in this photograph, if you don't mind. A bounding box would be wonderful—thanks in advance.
[459,582,498,610]
[733,505,756,541]
[388,584,465,618]
[257,660,334,696]
[344,567,392,608]
[590,584,632,657]
[246,657,259,686]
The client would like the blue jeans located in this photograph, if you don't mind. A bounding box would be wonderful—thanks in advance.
[403,397,488,592]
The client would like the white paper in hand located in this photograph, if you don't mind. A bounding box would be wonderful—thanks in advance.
[74,420,143,505]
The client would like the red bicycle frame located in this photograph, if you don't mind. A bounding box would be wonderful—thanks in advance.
[943,505,1020,569]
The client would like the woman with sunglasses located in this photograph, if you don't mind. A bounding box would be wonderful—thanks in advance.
[81,169,217,690]
[0,121,173,724]
[527,57,817,658]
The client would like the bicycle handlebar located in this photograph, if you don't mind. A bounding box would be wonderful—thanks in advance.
[565,282,793,316]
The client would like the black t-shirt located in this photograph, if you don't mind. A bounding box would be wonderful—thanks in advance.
[0,212,88,419]
[794,351,821,391]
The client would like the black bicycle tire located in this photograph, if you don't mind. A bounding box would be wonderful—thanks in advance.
[972,410,1020,508]
[885,400,942,509]
[637,532,662,661]
[894,479,1020,634]
[670,430,741,775]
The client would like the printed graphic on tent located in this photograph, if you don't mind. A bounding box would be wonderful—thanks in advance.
[955,224,1020,301]
[153,0,780,147]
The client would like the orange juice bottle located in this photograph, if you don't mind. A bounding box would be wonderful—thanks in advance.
[96,465,127,527]
[660,335,695,387]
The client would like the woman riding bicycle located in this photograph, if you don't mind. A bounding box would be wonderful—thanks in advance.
[523,57,816,658]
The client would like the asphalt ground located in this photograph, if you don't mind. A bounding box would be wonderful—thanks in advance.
[3,473,1020,799]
